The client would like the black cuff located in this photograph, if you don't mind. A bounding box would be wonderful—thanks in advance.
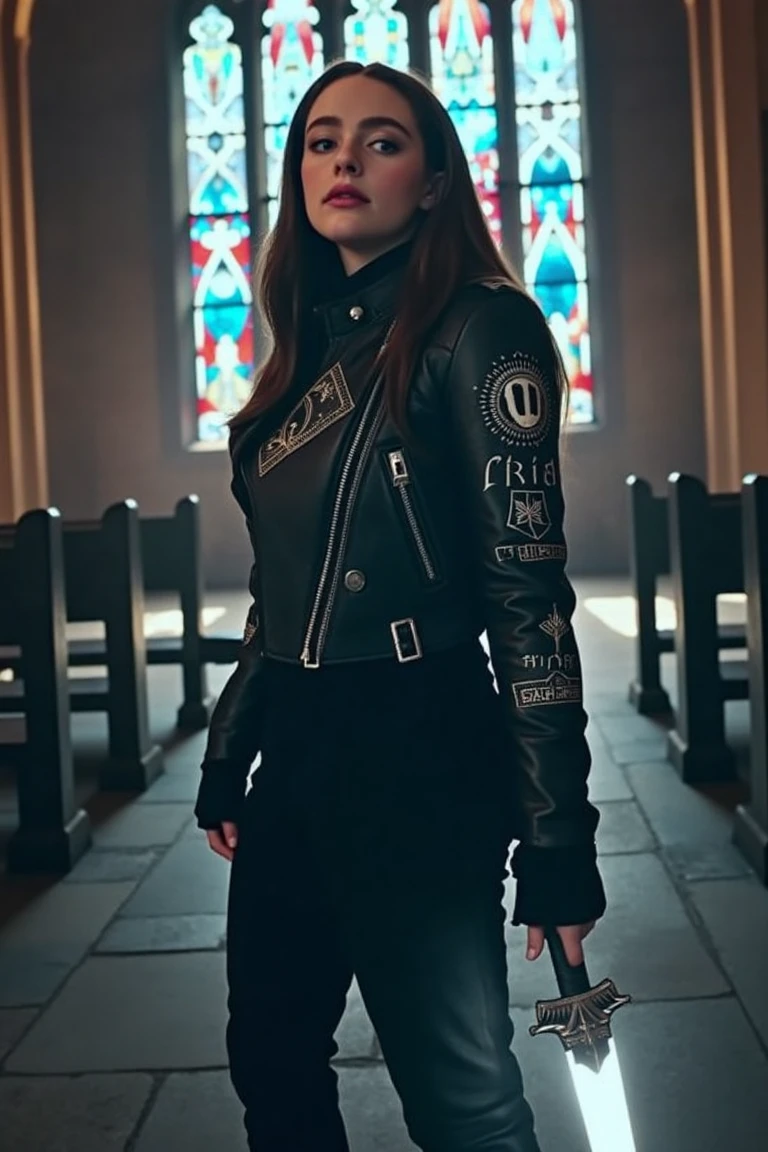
[194,759,249,830]
[510,843,607,927]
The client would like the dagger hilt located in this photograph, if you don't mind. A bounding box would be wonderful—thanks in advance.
[528,927,632,1074]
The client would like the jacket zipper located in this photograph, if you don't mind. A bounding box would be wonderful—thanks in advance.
[300,377,386,669]
[387,449,438,583]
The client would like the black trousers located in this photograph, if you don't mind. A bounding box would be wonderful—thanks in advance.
[225,643,541,1152]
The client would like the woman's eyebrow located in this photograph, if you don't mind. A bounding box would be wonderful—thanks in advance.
[305,114,413,138]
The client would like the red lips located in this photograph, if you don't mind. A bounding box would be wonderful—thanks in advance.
[323,183,370,203]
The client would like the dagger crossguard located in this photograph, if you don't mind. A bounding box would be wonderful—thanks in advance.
[529,978,632,1073]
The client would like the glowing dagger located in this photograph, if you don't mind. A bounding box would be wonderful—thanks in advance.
[530,928,637,1152]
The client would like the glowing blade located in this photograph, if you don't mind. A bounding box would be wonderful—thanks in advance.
[566,1039,636,1152]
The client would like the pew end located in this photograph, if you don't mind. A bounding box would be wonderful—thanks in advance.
[666,473,743,784]
[0,508,92,874]
[626,474,673,715]
[733,474,768,883]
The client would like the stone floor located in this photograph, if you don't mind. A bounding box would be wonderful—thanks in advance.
[0,578,767,1151]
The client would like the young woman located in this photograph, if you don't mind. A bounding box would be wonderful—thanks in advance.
[194,59,606,1152]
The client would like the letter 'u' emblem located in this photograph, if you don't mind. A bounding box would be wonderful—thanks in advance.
[503,377,542,429]
[477,353,553,448]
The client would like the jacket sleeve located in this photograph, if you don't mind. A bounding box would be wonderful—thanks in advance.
[443,286,605,925]
[194,545,267,830]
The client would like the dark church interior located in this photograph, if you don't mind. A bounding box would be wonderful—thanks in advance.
[2,0,768,1148]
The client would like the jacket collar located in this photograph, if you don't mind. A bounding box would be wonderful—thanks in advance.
[312,241,412,341]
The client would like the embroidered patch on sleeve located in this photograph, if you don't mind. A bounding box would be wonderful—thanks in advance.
[506,490,551,539]
[495,542,567,563]
[511,671,583,708]
[475,354,554,448]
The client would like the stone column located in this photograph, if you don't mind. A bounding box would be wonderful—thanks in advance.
[683,0,768,490]
[0,0,48,523]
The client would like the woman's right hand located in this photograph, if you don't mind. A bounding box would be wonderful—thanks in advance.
[206,821,239,862]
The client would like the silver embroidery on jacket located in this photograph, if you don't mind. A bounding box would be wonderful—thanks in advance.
[258,364,355,477]
[476,353,553,448]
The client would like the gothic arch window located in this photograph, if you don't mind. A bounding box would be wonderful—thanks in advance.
[180,0,594,443]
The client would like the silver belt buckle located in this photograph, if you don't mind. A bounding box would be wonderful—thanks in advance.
[390,618,423,663]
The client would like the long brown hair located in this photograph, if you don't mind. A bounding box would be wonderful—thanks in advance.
[230,59,526,432]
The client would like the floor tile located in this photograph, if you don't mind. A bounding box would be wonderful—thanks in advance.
[117,834,230,917]
[92,803,191,849]
[595,800,655,855]
[339,1065,416,1151]
[63,848,159,884]
[662,841,754,882]
[594,713,670,745]
[0,882,136,1007]
[5,953,229,1072]
[584,744,633,802]
[134,770,202,804]
[0,1008,37,1062]
[690,877,768,1047]
[95,913,226,954]
[609,738,669,765]
[133,1071,247,1152]
[334,978,378,1062]
[0,1072,153,1152]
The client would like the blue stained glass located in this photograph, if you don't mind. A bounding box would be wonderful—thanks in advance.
[429,1,502,245]
[189,214,253,307]
[512,1,593,421]
[195,304,255,440]
[344,0,410,68]
[261,0,324,216]
[187,133,248,214]
[521,183,586,285]
[185,5,255,442]
[529,279,593,422]
[184,6,246,135]
[516,102,582,185]
[511,0,579,106]
[264,124,290,200]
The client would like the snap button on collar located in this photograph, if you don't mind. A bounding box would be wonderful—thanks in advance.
[348,305,365,322]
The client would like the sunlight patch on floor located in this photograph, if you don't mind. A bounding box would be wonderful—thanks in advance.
[582,595,668,638]
[142,605,228,637]
[583,592,747,640]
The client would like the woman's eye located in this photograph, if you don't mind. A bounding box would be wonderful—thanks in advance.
[371,138,400,154]
[307,138,334,153]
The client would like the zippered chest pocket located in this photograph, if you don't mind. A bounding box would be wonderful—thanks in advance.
[383,447,441,585]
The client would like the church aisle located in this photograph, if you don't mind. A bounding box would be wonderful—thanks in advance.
[0,580,766,1152]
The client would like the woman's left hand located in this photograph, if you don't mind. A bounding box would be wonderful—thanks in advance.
[526,922,596,966]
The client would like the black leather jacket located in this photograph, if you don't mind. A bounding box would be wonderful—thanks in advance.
[197,254,602,873]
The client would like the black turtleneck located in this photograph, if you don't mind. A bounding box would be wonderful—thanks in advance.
[312,238,414,309]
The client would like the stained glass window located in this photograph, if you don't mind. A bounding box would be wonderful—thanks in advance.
[180,2,593,442]
[344,0,410,69]
[261,0,325,231]
[512,0,593,422]
[428,1,502,247]
[184,5,254,441]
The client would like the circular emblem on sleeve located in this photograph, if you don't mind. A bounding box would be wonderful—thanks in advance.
[476,354,553,448]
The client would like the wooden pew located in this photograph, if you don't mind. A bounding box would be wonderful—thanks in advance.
[733,474,768,884]
[0,509,92,873]
[0,501,164,792]
[666,473,747,784]
[59,497,239,730]
[626,475,746,714]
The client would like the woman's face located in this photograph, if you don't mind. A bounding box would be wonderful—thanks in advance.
[301,75,437,275]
